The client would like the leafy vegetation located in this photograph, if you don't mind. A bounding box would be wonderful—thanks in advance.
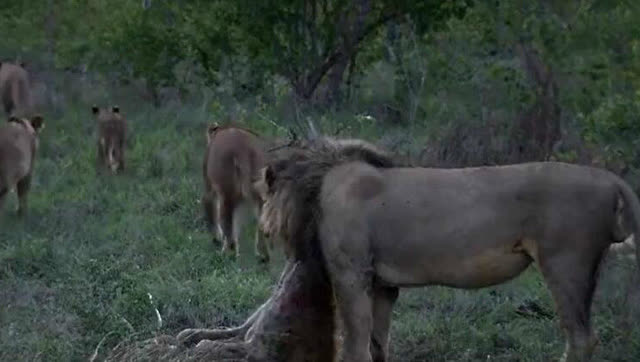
[1,0,640,361]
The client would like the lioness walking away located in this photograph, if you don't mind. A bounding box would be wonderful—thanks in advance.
[202,124,269,262]
[0,115,44,217]
[92,105,127,173]
[0,61,34,119]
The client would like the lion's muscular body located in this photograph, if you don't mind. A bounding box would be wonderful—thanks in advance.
[260,140,640,362]
[203,124,270,261]
[322,162,619,289]
[92,105,127,174]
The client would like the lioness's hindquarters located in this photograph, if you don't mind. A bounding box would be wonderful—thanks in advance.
[0,115,44,216]
[92,105,127,174]
[0,61,34,119]
[202,124,270,262]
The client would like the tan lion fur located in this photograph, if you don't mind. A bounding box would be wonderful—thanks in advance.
[203,123,271,261]
[256,137,395,260]
[258,138,640,362]
[0,115,44,217]
[92,105,127,174]
[0,61,34,119]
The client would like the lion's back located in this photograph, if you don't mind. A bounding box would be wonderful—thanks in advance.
[206,128,264,171]
[0,63,32,116]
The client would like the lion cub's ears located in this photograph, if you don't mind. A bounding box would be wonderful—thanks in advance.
[111,105,120,114]
[91,105,100,115]
[30,115,45,132]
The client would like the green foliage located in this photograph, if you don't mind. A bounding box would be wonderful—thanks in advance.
[582,95,640,164]
[1,0,472,100]
[2,1,640,360]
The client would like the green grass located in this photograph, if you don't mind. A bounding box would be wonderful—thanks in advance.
[1,102,639,361]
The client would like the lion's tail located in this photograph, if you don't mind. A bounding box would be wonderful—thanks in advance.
[615,178,640,265]
[233,154,254,200]
[10,73,32,117]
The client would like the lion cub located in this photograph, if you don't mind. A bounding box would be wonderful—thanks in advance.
[0,115,44,217]
[92,105,127,173]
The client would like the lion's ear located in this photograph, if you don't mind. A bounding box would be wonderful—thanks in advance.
[91,105,99,115]
[30,115,44,132]
[8,116,20,124]
[112,105,120,114]
[206,123,219,143]
[208,123,219,134]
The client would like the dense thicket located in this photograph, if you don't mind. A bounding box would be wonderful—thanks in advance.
[1,0,639,184]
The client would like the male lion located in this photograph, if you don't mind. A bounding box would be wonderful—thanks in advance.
[202,123,270,262]
[0,61,33,119]
[92,105,127,173]
[0,115,45,217]
[258,140,640,362]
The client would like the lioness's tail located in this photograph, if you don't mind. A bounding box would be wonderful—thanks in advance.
[10,75,33,117]
[233,155,254,200]
[616,178,640,265]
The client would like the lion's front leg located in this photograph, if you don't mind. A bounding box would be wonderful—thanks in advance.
[325,248,374,362]
[333,273,374,362]
[370,285,399,362]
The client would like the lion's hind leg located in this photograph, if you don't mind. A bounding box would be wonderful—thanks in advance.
[252,199,269,263]
[217,195,239,258]
[16,174,31,216]
[202,190,217,236]
[535,245,604,362]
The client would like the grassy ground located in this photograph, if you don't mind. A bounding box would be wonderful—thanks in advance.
[1,103,639,362]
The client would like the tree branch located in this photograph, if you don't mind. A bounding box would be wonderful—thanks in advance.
[298,8,402,99]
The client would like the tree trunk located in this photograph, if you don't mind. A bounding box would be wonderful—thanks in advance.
[289,3,399,103]
[512,43,561,162]
[317,54,349,108]
[106,259,336,362]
